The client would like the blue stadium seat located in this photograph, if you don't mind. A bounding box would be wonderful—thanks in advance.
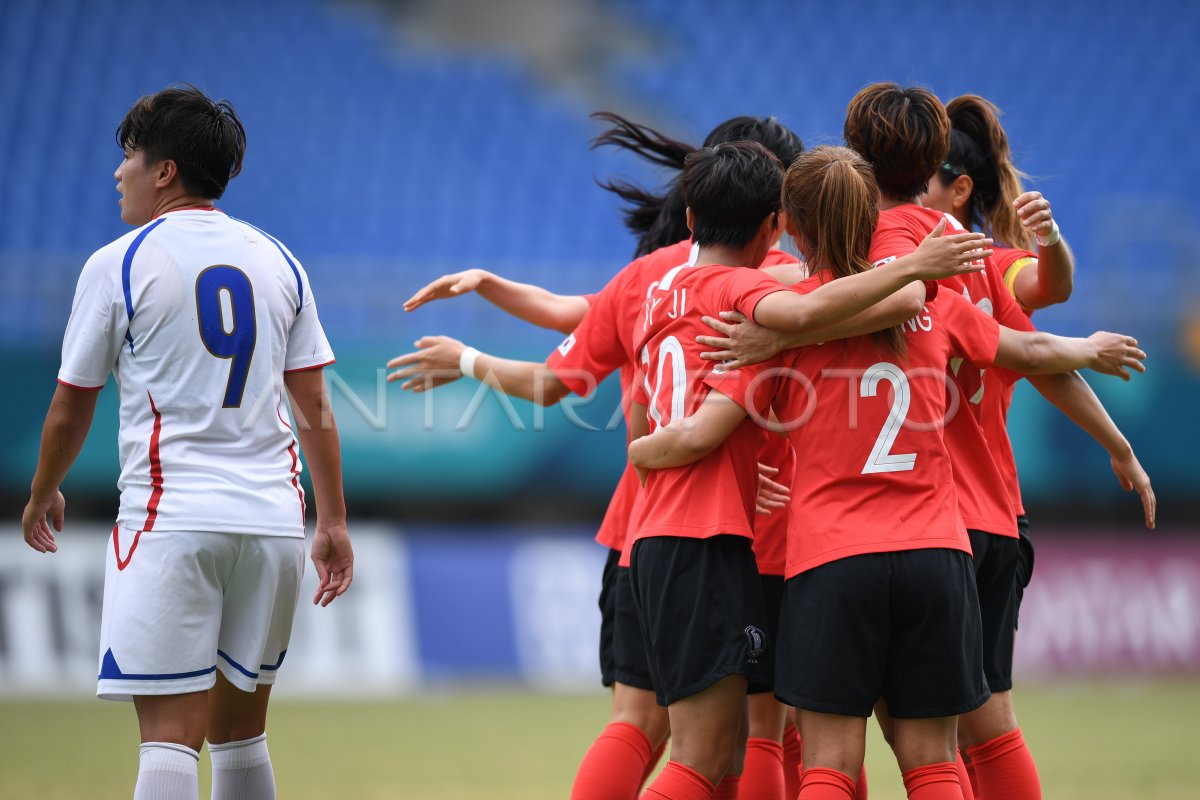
[0,0,1196,348]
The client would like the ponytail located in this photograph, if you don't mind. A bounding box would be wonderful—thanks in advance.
[943,95,1032,249]
[590,111,695,257]
[783,146,906,359]
[591,112,805,258]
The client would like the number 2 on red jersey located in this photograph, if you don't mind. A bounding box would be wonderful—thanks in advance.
[860,361,917,474]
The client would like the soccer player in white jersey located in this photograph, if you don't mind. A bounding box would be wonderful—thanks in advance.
[20,86,353,800]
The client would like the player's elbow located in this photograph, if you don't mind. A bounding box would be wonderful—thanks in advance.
[896,285,925,321]
[533,380,570,407]
[1043,275,1074,306]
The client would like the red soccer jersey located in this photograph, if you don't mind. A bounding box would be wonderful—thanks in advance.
[978,246,1038,515]
[870,204,1034,537]
[709,279,1002,577]
[548,241,693,550]
[752,432,794,576]
[549,241,797,552]
[628,262,788,550]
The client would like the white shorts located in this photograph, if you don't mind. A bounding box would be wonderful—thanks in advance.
[98,526,305,701]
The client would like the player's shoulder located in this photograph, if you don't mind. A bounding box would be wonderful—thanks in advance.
[646,239,694,264]
[223,214,304,266]
[81,220,169,280]
[761,247,800,267]
[620,239,695,295]
[634,239,692,272]
[880,202,953,231]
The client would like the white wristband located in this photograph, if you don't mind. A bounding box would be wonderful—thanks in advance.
[459,346,481,379]
[1036,219,1061,248]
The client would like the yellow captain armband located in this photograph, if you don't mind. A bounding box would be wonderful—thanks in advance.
[1003,257,1038,309]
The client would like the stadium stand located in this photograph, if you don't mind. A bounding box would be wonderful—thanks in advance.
[1,0,1197,510]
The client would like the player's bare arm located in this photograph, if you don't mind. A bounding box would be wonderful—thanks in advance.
[1023,370,1156,528]
[992,327,1146,380]
[628,391,748,474]
[751,220,988,333]
[386,335,571,405]
[697,282,927,368]
[284,367,353,606]
[1011,191,1075,309]
[22,383,101,553]
[404,268,590,334]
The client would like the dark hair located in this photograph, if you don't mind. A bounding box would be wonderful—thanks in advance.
[681,141,783,249]
[938,95,1032,249]
[782,146,905,358]
[844,82,949,200]
[592,112,803,257]
[116,84,247,199]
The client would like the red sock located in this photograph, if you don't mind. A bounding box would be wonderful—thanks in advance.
[798,767,855,800]
[854,765,868,800]
[783,726,803,800]
[571,722,654,800]
[738,738,784,799]
[642,740,669,789]
[642,761,715,800]
[964,728,1041,800]
[901,762,962,800]
[954,751,974,800]
[713,775,740,800]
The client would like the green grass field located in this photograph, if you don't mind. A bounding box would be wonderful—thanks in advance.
[2,681,1197,799]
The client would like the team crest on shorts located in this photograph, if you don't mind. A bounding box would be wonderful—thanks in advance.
[744,625,766,663]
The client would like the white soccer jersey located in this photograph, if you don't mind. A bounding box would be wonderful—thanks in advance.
[58,207,334,537]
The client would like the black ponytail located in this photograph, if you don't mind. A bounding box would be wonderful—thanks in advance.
[591,111,804,257]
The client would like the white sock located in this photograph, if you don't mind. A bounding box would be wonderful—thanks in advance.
[209,733,275,800]
[134,742,200,800]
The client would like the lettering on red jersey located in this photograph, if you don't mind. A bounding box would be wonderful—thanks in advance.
[631,263,787,545]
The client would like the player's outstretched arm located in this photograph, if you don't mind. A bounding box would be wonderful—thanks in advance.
[1010,191,1075,310]
[628,392,748,477]
[387,335,571,405]
[284,367,353,606]
[696,283,928,368]
[404,269,591,335]
[752,220,989,334]
[992,328,1146,380]
[1026,370,1156,529]
[22,383,100,553]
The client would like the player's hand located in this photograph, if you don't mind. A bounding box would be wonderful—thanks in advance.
[1014,191,1055,240]
[311,521,353,606]
[1086,332,1146,381]
[1110,450,1155,529]
[386,336,467,392]
[634,464,648,486]
[22,490,65,553]
[755,462,790,514]
[697,311,785,369]
[910,218,992,279]
[403,270,491,312]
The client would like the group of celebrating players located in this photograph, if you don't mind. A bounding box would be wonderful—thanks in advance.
[20,80,1154,800]
[390,83,1156,800]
